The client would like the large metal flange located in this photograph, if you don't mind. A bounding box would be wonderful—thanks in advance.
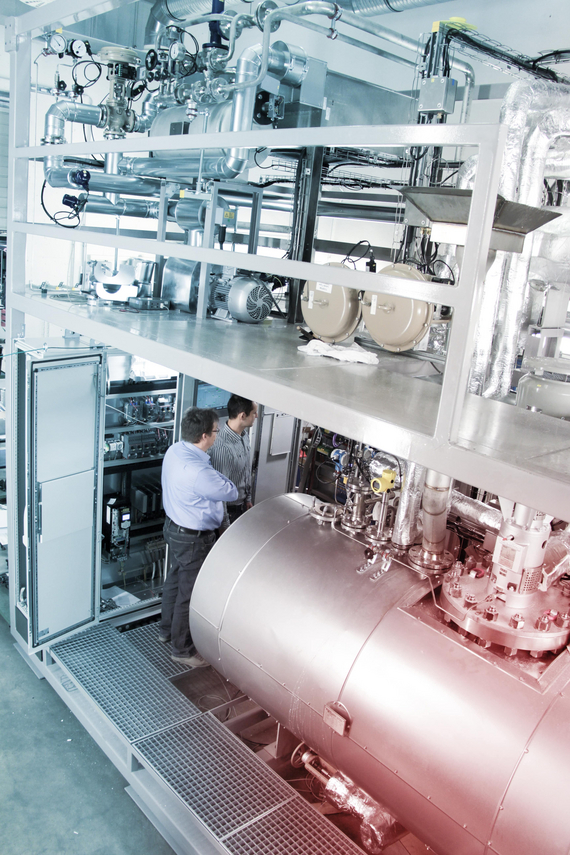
[408,545,454,573]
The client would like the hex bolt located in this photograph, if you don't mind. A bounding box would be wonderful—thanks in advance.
[510,614,525,629]
[464,593,477,608]
[484,605,499,622]
[555,612,570,629]
[450,582,463,598]
[536,614,551,631]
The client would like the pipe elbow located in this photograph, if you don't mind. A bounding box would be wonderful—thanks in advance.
[43,103,66,145]
[214,154,246,179]
[43,100,105,145]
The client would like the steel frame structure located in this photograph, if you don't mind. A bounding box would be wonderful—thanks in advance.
[6,3,570,586]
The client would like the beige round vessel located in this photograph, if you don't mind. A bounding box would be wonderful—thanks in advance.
[361,263,433,352]
[301,263,361,343]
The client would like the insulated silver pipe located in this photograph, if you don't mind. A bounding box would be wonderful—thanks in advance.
[449,490,502,534]
[104,152,120,206]
[337,0,473,14]
[43,100,104,144]
[224,2,335,96]
[211,40,310,179]
[408,469,453,571]
[391,460,425,549]
[421,470,452,556]
[145,0,243,45]
[476,81,570,399]
[85,197,160,218]
[44,159,163,196]
[283,13,416,69]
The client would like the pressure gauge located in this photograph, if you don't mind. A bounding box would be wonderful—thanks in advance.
[48,33,66,55]
[169,42,186,62]
[69,39,88,59]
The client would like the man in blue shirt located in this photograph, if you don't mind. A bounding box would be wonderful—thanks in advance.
[160,407,238,666]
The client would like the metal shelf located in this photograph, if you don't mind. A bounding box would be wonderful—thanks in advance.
[11,288,570,519]
[104,455,165,472]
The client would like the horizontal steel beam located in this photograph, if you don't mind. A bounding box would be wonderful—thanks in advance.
[17,122,504,160]
[12,221,459,305]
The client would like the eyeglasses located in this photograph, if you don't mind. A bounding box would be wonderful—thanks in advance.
[211,428,220,433]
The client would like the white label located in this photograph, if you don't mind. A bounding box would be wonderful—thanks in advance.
[308,290,314,309]
[316,282,333,294]
[371,294,378,315]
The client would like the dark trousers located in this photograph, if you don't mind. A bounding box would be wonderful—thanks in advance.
[161,519,215,657]
[227,500,248,525]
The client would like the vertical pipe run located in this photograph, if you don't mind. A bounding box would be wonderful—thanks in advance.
[408,469,454,572]
[392,460,425,550]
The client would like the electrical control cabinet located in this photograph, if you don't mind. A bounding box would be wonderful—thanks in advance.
[12,344,106,652]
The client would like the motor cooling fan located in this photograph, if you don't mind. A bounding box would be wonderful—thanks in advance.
[227,275,273,323]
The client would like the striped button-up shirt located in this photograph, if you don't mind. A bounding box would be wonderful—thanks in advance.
[208,422,252,506]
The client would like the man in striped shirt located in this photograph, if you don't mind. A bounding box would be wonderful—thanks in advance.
[209,395,258,530]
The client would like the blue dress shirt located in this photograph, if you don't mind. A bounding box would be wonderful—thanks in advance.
[162,441,238,530]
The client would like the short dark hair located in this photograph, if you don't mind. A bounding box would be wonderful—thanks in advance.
[227,394,255,420]
[181,407,218,443]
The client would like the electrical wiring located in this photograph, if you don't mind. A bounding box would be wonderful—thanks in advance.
[253,147,273,168]
[164,0,185,22]
[444,28,564,83]
[341,239,371,268]
[72,59,102,89]
[432,258,456,284]
[531,48,570,68]
[105,402,175,429]
[41,180,86,229]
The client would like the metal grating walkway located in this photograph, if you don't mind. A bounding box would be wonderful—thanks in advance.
[133,714,296,838]
[224,798,365,855]
[51,624,199,742]
[50,623,364,855]
[134,714,364,855]
[121,622,191,678]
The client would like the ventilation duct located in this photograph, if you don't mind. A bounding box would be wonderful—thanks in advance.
[146,0,244,45]
[335,0,472,15]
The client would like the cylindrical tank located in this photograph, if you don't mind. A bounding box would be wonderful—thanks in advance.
[190,493,570,855]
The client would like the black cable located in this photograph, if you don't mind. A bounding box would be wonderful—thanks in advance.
[341,239,371,268]
[72,60,102,89]
[182,29,200,58]
[261,283,286,318]
[445,29,562,83]
[531,48,570,67]
[164,0,185,22]
[434,169,459,186]
[41,180,86,229]
[432,259,455,285]
[254,147,273,168]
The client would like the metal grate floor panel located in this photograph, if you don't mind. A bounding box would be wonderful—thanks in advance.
[51,624,199,742]
[134,713,295,839]
[224,798,365,855]
[121,622,191,678]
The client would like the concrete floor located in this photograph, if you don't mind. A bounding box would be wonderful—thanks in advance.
[0,579,176,855]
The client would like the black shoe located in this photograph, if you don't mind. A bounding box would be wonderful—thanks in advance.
[158,632,171,644]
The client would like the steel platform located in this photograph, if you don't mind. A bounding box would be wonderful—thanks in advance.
[44,622,368,855]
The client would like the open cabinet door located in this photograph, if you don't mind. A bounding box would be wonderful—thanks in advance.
[15,348,105,652]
